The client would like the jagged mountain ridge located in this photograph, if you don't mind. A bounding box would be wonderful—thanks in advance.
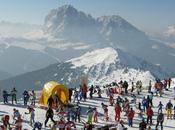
[0,47,168,95]
[43,5,175,73]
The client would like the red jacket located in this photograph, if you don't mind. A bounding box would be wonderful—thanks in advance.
[115,105,122,114]
[127,110,135,119]
[146,107,153,116]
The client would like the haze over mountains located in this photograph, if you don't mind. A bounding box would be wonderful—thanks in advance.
[0,47,168,94]
[0,5,174,82]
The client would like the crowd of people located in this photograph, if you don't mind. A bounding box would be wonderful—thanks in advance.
[0,78,174,130]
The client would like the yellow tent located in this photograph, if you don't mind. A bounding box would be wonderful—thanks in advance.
[39,81,69,106]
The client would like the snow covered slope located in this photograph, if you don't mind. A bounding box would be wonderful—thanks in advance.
[0,78,175,130]
[67,47,168,85]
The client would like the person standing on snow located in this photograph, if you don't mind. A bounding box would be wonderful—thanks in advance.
[123,81,128,94]
[166,100,173,119]
[157,101,164,114]
[11,87,17,104]
[75,105,81,122]
[14,116,23,130]
[155,110,164,130]
[86,107,93,125]
[148,80,152,93]
[44,107,56,127]
[25,106,35,126]
[13,108,21,120]
[146,106,154,125]
[2,90,9,104]
[93,107,98,123]
[30,90,36,106]
[23,90,29,106]
[101,103,109,121]
[168,78,172,88]
[115,103,122,122]
[109,91,114,106]
[89,85,94,99]
[127,108,135,127]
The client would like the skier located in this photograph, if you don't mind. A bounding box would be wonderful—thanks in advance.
[166,100,173,119]
[157,101,163,114]
[155,111,164,130]
[127,108,135,127]
[89,85,94,99]
[109,92,114,106]
[2,90,9,104]
[73,88,79,103]
[146,106,153,125]
[47,95,54,108]
[82,83,88,101]
[69,88,73,103]
[115,103,122,121]
[75,105,81,122]
[86,107,93,124]
[123,81,128,94]
[33,121,42,130]
[97,86,102,98]
[142,97,147,113]
[168,78,172,88]
[93,107,98,123]
[138,101,143,118]
[23,90,29,106]
[44,107,56,127]
[101,103,109,121]
[131,82,135,95]
[13,108,21,120]
[67,108,76,122]
[1,115,10,129]
[30,90,36,106]
[116,96,123,104]
[148,80,152,93]
[139,119,147,130]
[25,106,35,126]
[13,116,23,130]
[11,87,17,104]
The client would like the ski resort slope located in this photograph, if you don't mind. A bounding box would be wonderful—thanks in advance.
[0,78,175,130]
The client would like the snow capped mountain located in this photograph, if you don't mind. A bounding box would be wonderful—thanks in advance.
[68,47,168,85]
[97,15,142,36]
[68,47,118,68]
[44,5,102,43]
[42,5,175,73]
[0,47,168,94]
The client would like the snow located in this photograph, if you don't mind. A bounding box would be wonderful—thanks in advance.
[68,47,118,68]
[88,69,155,87]
[1,78,175,130]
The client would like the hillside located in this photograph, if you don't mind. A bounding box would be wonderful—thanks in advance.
[0,47,168,95]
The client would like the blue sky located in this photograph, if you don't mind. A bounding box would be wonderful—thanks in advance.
[0,0,174,33]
